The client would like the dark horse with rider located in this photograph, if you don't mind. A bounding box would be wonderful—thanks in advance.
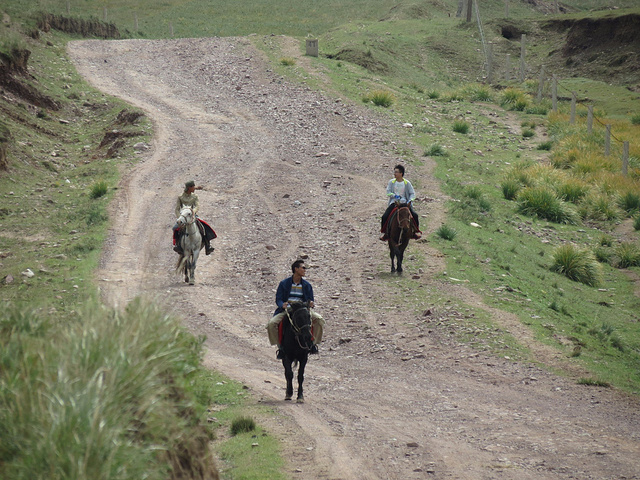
[380,164,422,273]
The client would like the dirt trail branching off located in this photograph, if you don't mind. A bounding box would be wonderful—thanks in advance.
[69,37,640,480]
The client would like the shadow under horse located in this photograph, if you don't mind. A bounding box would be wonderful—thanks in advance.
[280,302,314,403]
[386,204,417,274]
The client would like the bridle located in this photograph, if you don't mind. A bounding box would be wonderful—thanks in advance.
[177,207,197,236]
[285,304,313,351]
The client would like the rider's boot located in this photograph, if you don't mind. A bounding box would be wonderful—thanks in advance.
[379,233,388,241]
[205,238,214,255]
[310,344,319,354]
[276,348,284,359]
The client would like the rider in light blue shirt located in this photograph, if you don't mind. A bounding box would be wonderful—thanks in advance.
[380,164,421,240]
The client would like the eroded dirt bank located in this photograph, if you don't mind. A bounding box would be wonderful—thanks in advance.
[69,37,640,480]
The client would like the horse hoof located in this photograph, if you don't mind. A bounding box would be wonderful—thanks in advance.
[284,395,292,401]
[296,397,305,404]
[189,280,195,285]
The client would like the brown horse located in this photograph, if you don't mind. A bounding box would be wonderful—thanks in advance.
[386,204,416,274]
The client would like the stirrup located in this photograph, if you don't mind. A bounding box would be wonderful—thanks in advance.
[310,344,318,354]
[205,246,214,255]
[173,246,182,254]
[276,349,284,359]
[379,233,388,241]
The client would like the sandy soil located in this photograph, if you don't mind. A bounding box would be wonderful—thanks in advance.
[68,37,640,480]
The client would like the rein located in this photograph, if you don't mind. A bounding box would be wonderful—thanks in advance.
[285,306,312,351]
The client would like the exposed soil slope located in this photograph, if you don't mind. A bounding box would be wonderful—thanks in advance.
[68,37,640,480]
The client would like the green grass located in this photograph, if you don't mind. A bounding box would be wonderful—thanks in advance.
[0,299,218,479]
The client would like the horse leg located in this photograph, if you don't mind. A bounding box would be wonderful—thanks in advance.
[397,250,404,274]
[283,358,294,401]
[189,248,200,285]
[183,257,190,283]
[397,240,409,274]
[296,357,307,403]
[389,245,396,273]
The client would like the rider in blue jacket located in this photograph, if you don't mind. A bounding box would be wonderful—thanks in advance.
[267,260,325,359]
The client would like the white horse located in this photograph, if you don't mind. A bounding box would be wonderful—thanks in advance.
[175,206,203,285]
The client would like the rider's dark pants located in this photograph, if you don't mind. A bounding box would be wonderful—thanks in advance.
[381,203,420,232]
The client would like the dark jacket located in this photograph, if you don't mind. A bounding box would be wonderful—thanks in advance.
[274,276,314,315]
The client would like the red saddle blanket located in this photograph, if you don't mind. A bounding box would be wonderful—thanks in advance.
[278,319,314,344]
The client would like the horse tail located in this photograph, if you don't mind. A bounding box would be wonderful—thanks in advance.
[292,359,299,370]
[175,254,187,274]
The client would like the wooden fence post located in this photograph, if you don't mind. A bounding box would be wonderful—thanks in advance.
[103,7,107,22]
[622,141,629,176]
[537,65,545,103]
[170,22,174,37]
[505,54,511,81]
[570,92,576,124]
[519,34,526,82]
[487,43,493,84]
[505,0,509,18]
[552,75,558,113]
[466,0,473,22]
[587,105,594,133]
[605,124,611,156]
[66,1,70,14]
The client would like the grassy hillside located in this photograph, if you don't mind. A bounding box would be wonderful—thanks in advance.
[1,0,640,478]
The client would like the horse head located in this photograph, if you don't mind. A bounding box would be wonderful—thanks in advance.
[177,206,196,227]
[286,302,313,350]
[396,206,412,230]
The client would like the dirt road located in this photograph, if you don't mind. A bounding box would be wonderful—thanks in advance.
[68,37,640,480]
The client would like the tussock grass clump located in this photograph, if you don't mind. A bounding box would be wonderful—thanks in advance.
[613,242,640,268]
[555,178,589,203]
[537,141,553,151]
[577,378,610,387]
[517,186,579,224]
[578,192,621,222]
[501,179,520,200]
[424,144,447,157]
[593,246,612,264]
[551,244,602,287]
[466,84,492,102]
[89,180,108,199]
[452,119,470,134]
[427,90,440,99]
[230,416,256,436]
[436,224,457,240]
[500,87,530,111]
[451,186,491,220]
[0,299,218,480]
[443,90,465,102]
[363,90,395,107]
[522,129,535,138]
[634,214,640,231]
[525,103,550,115]
[631,113,640,125]
[280,57,296,66]
[618,191,640,214]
